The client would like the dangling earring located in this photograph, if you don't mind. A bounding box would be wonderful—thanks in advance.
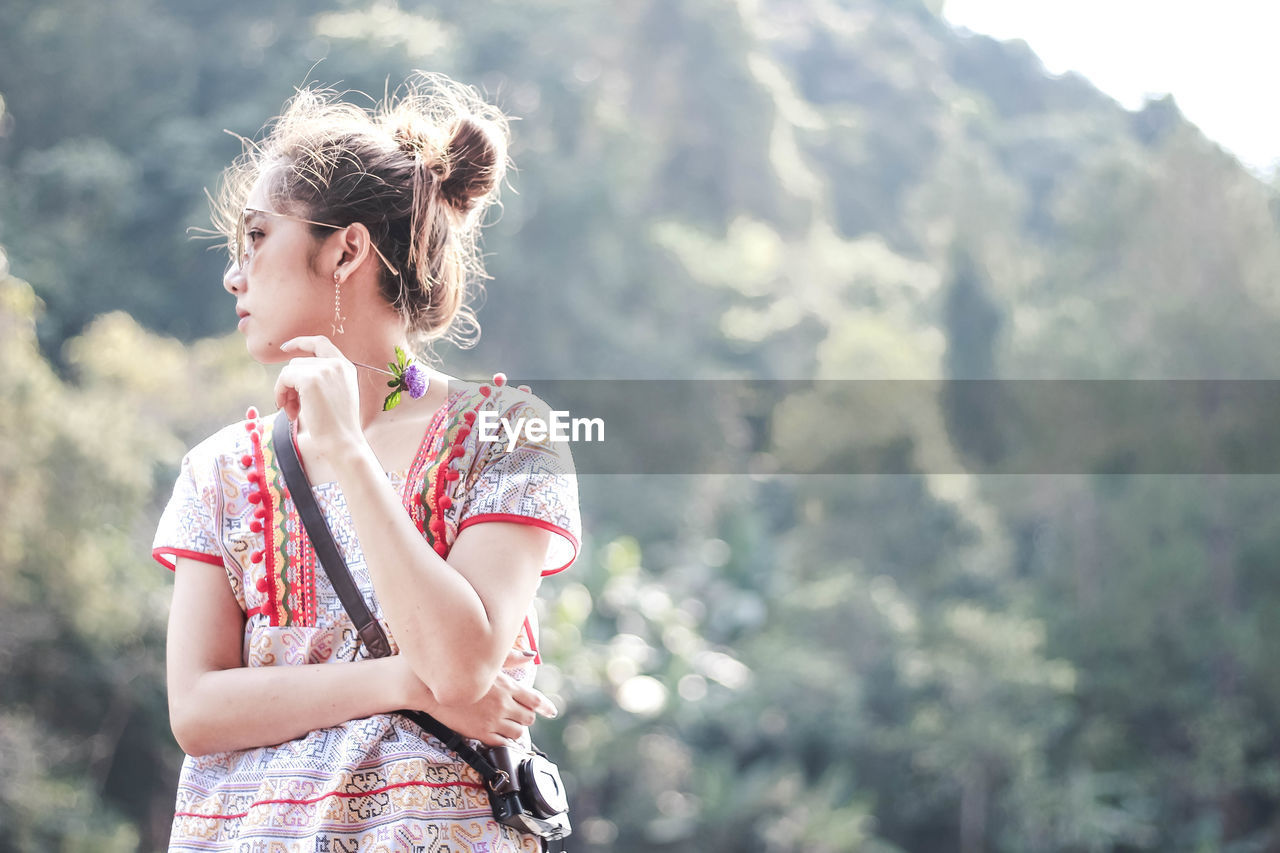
[332,271,346,336]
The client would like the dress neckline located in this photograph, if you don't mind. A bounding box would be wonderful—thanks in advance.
[305,387,466,496]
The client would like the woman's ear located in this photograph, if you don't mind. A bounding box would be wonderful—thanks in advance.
[338,222,376,273]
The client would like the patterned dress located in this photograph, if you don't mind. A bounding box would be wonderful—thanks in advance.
[152,376,582,853]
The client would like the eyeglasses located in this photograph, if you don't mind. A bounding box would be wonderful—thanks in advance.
[234,207,400,276]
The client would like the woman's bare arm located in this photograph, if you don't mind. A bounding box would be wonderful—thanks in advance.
[329,438,551,707]
[166,556,554,756]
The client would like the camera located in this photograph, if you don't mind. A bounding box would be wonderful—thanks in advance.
[480,745,573,840]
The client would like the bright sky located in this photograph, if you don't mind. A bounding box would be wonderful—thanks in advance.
[943,0,1280,177]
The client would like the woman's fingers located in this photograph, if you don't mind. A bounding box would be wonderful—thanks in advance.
[513,683,558,720]
[279,335,342,358]
[271,348,359,433]
[273,358,324,419]
[492,670,556,720]
[273,365,302,420]
[502,648,539,669]
[475,717,525,748]
[497,721,527,744]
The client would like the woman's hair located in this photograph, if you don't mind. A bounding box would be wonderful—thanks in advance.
[211,71,511,353]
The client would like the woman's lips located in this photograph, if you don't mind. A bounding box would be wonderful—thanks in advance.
[237,314,250,332]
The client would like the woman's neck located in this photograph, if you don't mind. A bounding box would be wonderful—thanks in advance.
[338,332,417,429]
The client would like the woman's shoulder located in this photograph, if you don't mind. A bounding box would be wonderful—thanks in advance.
[458,374,577,468]
[454,372,551,411]
[180,408,264,468]
[435,372,547,425]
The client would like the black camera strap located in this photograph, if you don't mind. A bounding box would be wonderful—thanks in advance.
[271,411,509,791]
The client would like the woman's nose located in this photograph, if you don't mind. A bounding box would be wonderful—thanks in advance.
[223,259,246,295]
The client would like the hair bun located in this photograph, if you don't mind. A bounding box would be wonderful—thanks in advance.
[392,118,440,161]
[438,117,505,216]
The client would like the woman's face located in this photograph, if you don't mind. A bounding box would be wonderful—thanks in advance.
[222,173,334,363]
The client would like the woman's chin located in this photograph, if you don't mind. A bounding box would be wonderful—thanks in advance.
[244,338,289,365]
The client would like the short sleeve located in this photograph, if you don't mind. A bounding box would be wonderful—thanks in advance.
[152,449,223,571]
[457,391,582,576]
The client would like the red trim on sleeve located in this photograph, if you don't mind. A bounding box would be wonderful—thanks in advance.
[456,512,580,576]
[523,616,541,665]
[152,547,223,572]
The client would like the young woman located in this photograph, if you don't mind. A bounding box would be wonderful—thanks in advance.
[152,72,581,852]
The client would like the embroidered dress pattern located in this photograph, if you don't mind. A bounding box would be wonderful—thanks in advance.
[152,376,581,852]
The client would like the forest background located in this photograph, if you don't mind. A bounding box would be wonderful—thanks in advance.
[3,0,1280,851]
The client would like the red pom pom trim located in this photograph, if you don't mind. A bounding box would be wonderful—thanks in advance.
[479,385,491,398]
[251,550,264,564]
[250,521,263,534]
[245,406,259,420]
[241,455,254,468]
[256,577,269,592]
[492,372,506,386]
[463,411,476,425]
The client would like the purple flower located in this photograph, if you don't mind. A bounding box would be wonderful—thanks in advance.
[403,362,427,399]
[351,347,428,411]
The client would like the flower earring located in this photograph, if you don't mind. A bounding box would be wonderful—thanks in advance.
[332,271,347,336]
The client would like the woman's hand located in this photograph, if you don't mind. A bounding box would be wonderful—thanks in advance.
[398,650,558,747]
[274,335,362,453]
